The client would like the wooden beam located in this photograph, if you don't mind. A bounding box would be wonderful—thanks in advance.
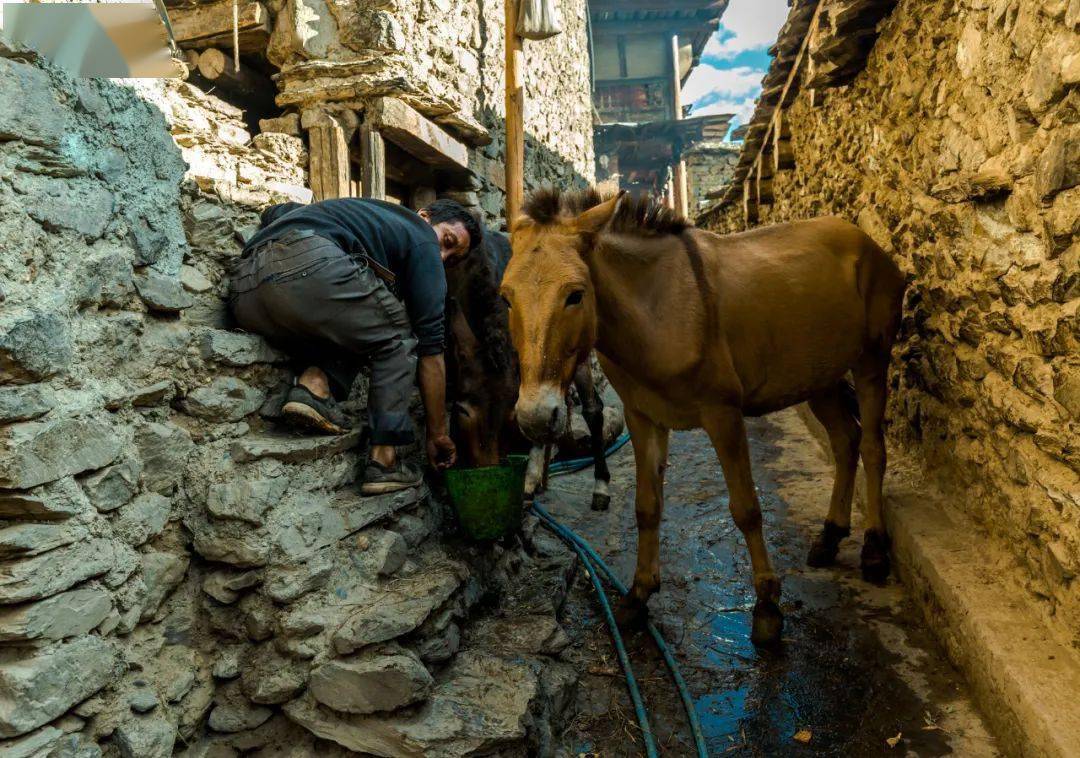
[195,48,273,98]
[669,32,688,217]
[359,124,386,201]
[308,124,351,201]
[740,0,826,211]
[505,0,524,222]
[170,1,269,51]
[364,98,468,171]
[772,112,795,172]
[742,177,758,227]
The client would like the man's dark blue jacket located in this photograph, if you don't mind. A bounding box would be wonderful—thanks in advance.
[247,199,446,356]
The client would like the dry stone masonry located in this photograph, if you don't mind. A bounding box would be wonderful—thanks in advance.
[0,28,583,757]
[701,0,1080,642]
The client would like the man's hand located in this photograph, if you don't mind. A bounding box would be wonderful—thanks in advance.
[427,432,457,470]
[417,353,455,470]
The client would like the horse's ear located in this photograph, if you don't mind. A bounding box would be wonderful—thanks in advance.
[575,191,626,235]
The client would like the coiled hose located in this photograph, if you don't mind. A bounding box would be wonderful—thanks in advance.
[531,495,709,758]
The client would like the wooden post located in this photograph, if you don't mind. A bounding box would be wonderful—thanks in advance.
[669,31,688,217]
[308,124,350,201]
[359,124,386,201]
[504,0,524,222]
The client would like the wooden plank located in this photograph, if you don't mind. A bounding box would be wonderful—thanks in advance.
[772,112,795,172]
[308,124,350,201]
[170,1,268,49]
[359,124,386,201]
[742,177,758,227]
[669,32,689,217]
[365,98,468,171]
[505,0,524,221]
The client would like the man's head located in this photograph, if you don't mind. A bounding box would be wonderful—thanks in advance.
[419,199,483,266]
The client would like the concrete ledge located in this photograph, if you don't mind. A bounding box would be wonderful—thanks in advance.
[885,477,1080,758]
[795,404,1080,757]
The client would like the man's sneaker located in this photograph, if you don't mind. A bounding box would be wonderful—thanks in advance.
[360,459,423,495]
[281,385,349,435]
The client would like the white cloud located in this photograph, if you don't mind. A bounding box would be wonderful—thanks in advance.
[704,0,789,58]
[682,64,761,104]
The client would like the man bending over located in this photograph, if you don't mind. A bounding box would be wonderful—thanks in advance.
[229,197,482,494]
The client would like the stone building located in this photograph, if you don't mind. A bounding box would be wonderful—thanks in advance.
[699,0,1079,663]
[589,0,732,212]
[170,0,595,223]
[0,0,594,754]
[683,140,739,211]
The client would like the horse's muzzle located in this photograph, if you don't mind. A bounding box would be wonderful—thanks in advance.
[516,385,568,443]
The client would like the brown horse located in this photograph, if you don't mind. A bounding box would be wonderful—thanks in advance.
[446,229,613,509]
[501,188,905,645]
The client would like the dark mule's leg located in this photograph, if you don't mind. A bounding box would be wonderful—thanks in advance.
[806,382,861,567]
[854,354,891,583]
[573,361,612,511]
[703,407,782,646]
[617,407,669,626]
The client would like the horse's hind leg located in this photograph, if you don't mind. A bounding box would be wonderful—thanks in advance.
[853,354,891,583]
[806,383,861,567]
[573,362,611,511]
[703,406,782,646]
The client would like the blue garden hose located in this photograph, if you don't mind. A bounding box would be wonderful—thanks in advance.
[564,529,659,758]
[531,498,708,758]
[547,431,632,475]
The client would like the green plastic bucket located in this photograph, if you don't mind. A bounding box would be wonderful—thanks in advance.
[445,454,529,541]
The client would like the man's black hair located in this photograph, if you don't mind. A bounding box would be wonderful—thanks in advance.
[422,199,484,252]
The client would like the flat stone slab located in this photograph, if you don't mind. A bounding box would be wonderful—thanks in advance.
[0,538,112,604]
[0,588,111,643]
[231,430,362,464]
[0,416,121,490]
[0,635,119,738]
[284,652,539,758]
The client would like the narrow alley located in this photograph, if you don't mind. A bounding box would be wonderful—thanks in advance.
[546,408,1000,757]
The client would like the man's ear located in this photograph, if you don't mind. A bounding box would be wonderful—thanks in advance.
[575,191,626,235]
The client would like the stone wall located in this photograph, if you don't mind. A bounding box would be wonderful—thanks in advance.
[701,0,1080,639]
[267,0,595,224]
[0,43,577,756]
[684,141,739,213]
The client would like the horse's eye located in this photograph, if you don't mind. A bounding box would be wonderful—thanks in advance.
[500,295,512,310]
[565,290,584,307]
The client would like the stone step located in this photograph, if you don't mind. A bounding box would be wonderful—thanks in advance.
[283,652,540,757]
[231,430,363,464]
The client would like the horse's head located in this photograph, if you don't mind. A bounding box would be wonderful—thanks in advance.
[501,191,623,442]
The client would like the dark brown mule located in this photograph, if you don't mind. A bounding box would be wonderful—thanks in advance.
[446,230,612,509]
[500,188,905,645]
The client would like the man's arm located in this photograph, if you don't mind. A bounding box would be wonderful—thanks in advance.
[418,353,456,469]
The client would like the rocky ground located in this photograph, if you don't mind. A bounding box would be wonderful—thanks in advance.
[544,407,1001,757]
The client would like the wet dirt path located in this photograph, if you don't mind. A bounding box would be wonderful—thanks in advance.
[546,408,1000,757]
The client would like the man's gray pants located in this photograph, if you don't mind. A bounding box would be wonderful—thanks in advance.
[229,229,418,446]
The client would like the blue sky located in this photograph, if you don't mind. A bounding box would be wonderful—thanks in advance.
[683,0,790,138]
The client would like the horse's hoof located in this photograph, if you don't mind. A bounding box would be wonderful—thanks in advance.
[860,529,892,584]
[613,595,649,628]
[806,521,850,568]
[591,492,611,511]
[750,600,784,647]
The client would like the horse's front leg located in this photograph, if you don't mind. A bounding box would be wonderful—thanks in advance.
[703,406,783,646]
[617,407,670,625]
[573,361,611,511]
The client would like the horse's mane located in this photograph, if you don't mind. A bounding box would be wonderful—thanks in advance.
[522,187,691,237]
